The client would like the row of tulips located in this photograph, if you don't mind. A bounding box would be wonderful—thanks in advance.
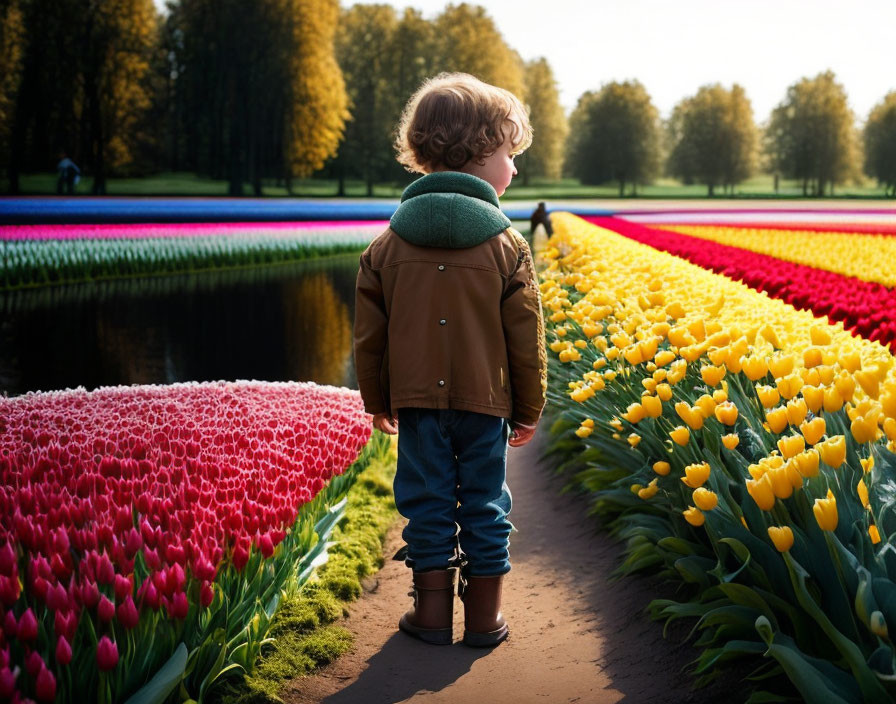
[0,223,384,291]
[586,217,896,351]
[541,213,896,702]
[659,224,896,288]
[0,380,378,702]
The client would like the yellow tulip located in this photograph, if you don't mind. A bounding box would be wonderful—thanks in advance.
[835,373,856,403]
[667,359,687,385]
[777,434,806,459]
[606,348,619,361]
[653,461,671,476]
[777,373,804,400]
[741,355,769,381]
[861,456,875,473]
[722,433,740,450]
[550,310,568,323]
[851,416,879,444]
[767,526,794,552]
[682,506,705,526]
[656,383,673,402]
[794,449,820,478]
[692,487,718,511]
[768,466,794,499]
[857,478,870,509]
[681,461,710,488]
[818,435,846,468]
[803,346,823,368]
[801,367,821,386]
[653,368,668,382]
[694,394,716,419]
[817,365,835,385]
[823,386,845,413]
[801,385,824,413]
[638,478,658,499]
[761,324,783,349]
[623,345,645,365]
[712,389,729,404]
[654,349,677,367]
[885,418,896,442]
[714,402,739,426]
[757,385,780,409]
[810,325,832,346]
[559,348,581,363]
[610,332,631,349]
[855,370,881,399]
[839,350,861,373]
[701,365,726,387]
[813,489,838,532]
[582,322,602,338]
[675,402,704,430]
[592,358,607,370]
[670,426,690,446]
[870,524,882,545]
[575,425,593,438]
[575,339,588,350]
[766,407,789,434]
[640,394,662,419]
[799,417,826,446]
[785,398,808,426]
[768,353,795,379]
[610,418,624,432]
[622,403,646,424]
[570,386,595,403]
[746,474,776,510]
[687,318,707,342]
[628,433,642,447]
[881,390,896,419]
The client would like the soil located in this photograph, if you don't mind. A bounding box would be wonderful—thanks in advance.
[281,430,741,704]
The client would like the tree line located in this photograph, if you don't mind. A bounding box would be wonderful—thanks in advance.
[1,0,894,196]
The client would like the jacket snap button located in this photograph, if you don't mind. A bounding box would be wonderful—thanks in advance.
[438,380,445,387]
[438,264,445,271]
[439,319,446,325]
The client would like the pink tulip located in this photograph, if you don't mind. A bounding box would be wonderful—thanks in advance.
[3,611,16,638]
[169,592,189,620]
[17,608,38,643]
[200,582,215,608]
[35,664,56,702]
[117,595,139,630]
[96,636,118,671]
[0,544,15,577]
[25,649,43,677]
[114,574,133,602]
[56,635,72,666]
[97,594,115,623]
[0,666,15,698]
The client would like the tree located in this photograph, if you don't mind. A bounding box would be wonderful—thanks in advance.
[564,81,661,196]
[863,92,896,197]
[766,71,859,196]
[518,57,567,184]
[666,83,758,196]
[431,4,524,97]
[0,0,25,177]
[335,4,399,196]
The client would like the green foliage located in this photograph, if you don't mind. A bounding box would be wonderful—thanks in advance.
[666,84,759,196]
[0,0,25,163]
[563,81,662,195]
[518,58,568,183]
[765,71,861,197]
[863,92,896,197]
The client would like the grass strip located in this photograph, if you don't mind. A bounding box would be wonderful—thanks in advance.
[212,435,398,704]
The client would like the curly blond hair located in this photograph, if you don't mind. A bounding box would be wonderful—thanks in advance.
[394,72,533,174]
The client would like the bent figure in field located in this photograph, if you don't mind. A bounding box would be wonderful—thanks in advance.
[353,72,546,649]
[56,153,80,195]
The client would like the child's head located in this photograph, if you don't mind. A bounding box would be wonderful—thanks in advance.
[395,73,532,194]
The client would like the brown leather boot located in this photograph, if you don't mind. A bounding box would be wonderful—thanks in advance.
[398,568,456,645]
[460,574,509,647]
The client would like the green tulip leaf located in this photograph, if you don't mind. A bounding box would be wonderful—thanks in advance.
[123,643,188,704]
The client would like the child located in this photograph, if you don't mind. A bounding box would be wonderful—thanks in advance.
[353,72,546,647]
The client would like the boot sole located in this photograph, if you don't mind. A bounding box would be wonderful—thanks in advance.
[399,615,453,645]
[463,624,509,648]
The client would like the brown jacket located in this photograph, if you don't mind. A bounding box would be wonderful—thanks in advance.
[353,177,546,426]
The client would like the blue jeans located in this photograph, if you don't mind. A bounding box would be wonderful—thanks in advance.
[394,408,513,576]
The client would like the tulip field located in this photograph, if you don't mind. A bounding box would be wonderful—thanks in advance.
[542,212,896,702]
[0,380,380,702]
[0,222,385,290]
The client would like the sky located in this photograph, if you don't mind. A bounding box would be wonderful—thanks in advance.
[153,0,896,123]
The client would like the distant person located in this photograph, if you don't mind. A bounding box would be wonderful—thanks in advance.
[353,73,546,648]
[56,153,80,194]
[530,201,552,236]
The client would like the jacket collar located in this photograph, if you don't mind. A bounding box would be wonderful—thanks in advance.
[389,172,511,249]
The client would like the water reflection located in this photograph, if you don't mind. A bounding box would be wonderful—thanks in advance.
[0,254,361,396]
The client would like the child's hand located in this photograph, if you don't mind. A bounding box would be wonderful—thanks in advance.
[508,422,536,447]
[373,412,398,435]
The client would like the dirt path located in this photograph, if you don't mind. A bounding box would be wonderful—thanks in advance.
[283,430,727,704]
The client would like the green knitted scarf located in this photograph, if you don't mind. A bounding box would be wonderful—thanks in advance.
[389,172,511,249]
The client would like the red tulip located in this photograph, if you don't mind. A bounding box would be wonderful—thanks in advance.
[232,543,249,572]
[97,594,115,623]
[96,636,118,671]
[96,553,114,585]
[0,576,20,607]
[35,664,56,702]
[25,649,44,677]
[17,608,38,643]
[56,634,72,666]
[169,592,189,620]
[114,574,133,602]
[200,581,214,608]
[0,666,15,698]
[0,544,15,577]
[3,611,16,638]
[117,595,139,630]
[258,534,274,559]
